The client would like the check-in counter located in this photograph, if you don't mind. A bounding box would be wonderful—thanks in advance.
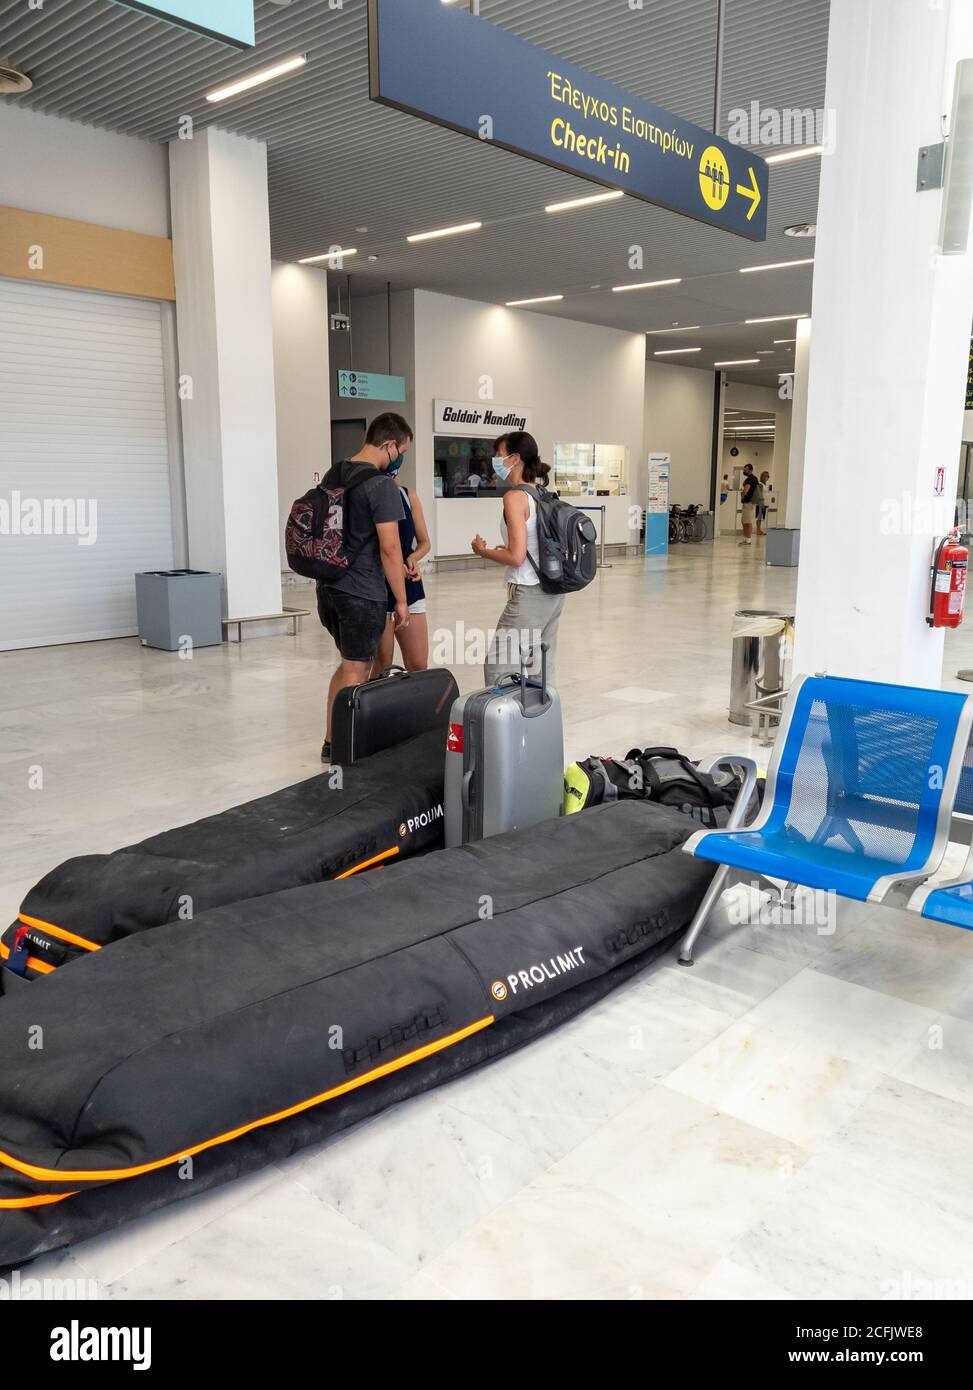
[434,494,639,560]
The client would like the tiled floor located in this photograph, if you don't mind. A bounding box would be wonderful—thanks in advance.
[4,534,973,1300]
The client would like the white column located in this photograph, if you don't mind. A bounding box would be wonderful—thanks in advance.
[783,317,811,530]
[793,0,973,685]
[169,126,281,620]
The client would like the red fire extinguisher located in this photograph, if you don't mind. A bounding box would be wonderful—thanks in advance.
[928,532,969,628]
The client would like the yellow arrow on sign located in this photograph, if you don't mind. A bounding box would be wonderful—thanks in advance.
[736,166,761,221]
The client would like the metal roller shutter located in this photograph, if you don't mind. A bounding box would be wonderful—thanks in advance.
[0,277,175,650]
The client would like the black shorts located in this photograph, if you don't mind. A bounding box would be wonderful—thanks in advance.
[316,585,387,662]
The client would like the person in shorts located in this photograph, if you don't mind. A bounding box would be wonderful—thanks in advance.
[317,413,412,762]
[372,478,432,674]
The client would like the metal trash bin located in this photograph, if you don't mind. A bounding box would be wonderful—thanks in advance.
[729,609,794,726]
[135,569,223,651]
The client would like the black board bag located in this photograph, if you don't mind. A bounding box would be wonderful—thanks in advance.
[0,800,714,1268]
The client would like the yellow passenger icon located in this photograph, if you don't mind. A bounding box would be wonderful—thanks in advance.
[698,145,730,210]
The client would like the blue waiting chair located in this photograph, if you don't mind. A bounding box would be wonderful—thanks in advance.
[679,674,973,964]
[908,742,973,930]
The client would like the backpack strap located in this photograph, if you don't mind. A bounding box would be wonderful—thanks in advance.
[631,747,723,806]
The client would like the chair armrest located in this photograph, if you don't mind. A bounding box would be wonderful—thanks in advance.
[696,755,759,831]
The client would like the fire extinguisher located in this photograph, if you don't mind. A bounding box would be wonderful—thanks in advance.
[927,531,969,628]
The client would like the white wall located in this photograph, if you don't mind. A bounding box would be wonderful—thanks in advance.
[643,359,715,510]
[0,105,170,236]
[412,290,645,555]
[272,262,332,567]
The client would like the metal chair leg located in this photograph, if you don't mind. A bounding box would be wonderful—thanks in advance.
[678,863,732,965]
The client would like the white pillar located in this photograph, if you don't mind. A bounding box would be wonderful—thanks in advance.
[793,0,973,685]
[169,127,281,620]
[784,317,811,530]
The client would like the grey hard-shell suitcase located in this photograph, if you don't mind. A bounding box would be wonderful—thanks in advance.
[444,644,564,847]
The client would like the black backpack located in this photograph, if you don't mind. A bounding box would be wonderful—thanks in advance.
[514,485,598,594]
[285,461,373,583]
[564,746,758,828]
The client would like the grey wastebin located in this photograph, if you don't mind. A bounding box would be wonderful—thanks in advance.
[729,609,794,726]
[135,569,223,651]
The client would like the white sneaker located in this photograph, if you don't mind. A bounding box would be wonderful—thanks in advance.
[738,539,752,546]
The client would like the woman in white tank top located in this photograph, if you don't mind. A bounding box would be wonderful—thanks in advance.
[470,431,566,688]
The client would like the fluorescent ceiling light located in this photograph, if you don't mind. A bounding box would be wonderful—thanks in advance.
[714,358,761,366]
[545,190,624,214]
[745,313,809,324]
[739,258,814,273]
[613,278,681,293]
[654,347,701,356]
[646,325,700,335]
[766,144,824,164]
[299,248,357,264]
[505,294,564,306]
[773,338,797,344]
[206,54,307,103]
[407,221,482,243]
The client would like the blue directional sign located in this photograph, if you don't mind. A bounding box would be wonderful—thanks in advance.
[113,2,255,49]
[368,0,768,241]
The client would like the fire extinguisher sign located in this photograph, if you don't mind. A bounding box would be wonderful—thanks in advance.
[935,466,946,497]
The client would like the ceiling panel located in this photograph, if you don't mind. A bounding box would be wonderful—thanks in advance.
[0,0,829,378]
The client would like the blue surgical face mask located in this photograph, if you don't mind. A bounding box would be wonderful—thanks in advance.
[387,445,406,477]
[492,455,511,481]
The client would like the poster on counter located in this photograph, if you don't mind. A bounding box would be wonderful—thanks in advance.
[434,399,533,437]
[646,451,671,556]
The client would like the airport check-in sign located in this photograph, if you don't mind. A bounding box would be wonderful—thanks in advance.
[368,0,768,242]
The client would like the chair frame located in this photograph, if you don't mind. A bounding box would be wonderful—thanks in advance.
[678,675,973,965]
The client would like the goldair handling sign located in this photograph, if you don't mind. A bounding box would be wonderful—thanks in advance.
[368,0,768,241]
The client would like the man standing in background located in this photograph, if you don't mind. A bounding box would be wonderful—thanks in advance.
[739,464,759,547]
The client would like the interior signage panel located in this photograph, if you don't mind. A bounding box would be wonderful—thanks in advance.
[368,0,768,241]
[337,370,407,403]
[112,1,255,49]
[434,400,533,437]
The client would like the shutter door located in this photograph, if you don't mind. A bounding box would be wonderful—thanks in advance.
[0,278,175,650]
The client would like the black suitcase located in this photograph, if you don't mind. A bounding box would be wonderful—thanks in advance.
[331,665,458,765]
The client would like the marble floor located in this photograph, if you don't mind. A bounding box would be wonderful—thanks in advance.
[3,534,973,1300]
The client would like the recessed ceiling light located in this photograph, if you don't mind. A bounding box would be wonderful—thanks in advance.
[407,221,482,243]
[784,222,817,237]
[612,278,681,293]
[367,255,379,262]
[654,347,702,355]
[206,54,307,103]
[298,248,357,265]
[505,294,564,306]
[545,190,624,214]
[745,313,809,324]
[646,324,701,335]
[765,145,824,164]
[356,226,369,234]
[739,258,814,273]
[714,358,761,366]
[0,62,32,94]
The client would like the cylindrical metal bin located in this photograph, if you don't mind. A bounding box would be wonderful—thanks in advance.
[729,609,794,726]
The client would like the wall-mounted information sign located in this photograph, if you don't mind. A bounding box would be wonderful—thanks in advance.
[369,0,768,240]
[337,370,407,402]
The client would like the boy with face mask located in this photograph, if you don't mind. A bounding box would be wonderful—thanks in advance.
[316,413,412,762]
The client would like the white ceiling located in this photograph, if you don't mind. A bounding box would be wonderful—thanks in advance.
[0,0,829,381]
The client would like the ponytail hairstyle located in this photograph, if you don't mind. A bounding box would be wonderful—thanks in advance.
[495,430,551,486]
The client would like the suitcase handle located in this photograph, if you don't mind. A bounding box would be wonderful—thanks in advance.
[381,664,407,677]
[461,768,475,810]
